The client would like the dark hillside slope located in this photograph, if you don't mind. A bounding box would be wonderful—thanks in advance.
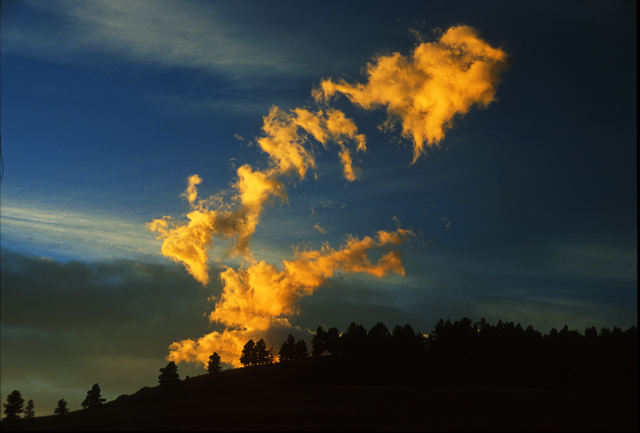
[2,356,636,431]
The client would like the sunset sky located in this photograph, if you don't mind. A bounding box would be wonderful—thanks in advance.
[1,0,637,416]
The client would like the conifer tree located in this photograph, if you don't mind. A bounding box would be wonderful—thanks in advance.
[240,340,256,366]
[295,339,309,359]
[255,339,270,365]
[158,362,181,387]
[81,384,106,409]
[207,352,222,373]
[3,390,24,420]
[279,334,296,362]
[312,325,327,356]
[24,399,35,419]
[325,327,342,355]
[54,399,69,415]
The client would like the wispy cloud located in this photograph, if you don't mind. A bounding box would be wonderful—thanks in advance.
[546,238,637,283]
[0,201,160,262]
[3,1,315,83]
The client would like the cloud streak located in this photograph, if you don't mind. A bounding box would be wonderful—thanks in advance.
[0,201,159,262]
[3,1,316,83]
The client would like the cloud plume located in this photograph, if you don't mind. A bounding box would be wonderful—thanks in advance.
[258,106,366,180]
[148,105,367,284]
[168,227,413,367]
[149,24,507,368]
[147,168,288,285]
[313,25,508,162]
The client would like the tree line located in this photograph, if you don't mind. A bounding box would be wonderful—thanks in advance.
[2,384,104,420]
[3,317,636,420]
[234,318,636,395]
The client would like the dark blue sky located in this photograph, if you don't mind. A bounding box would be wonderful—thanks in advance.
[1,0,636,415]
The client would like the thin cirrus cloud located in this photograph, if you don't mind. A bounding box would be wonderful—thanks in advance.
[3,0,313,82]
[1,201,160,262]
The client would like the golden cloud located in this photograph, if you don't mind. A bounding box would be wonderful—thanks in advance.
[168,228,414,367]
[150,24,506,370]
[313,25,508,163]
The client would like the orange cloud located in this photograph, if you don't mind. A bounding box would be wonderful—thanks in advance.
[258,106,366,181]
[146,105,368,284]
[168,329,250,368]
[147,167,288,284]
[167,228,414,367]
[150,24,505,371]
[314,25,508,163]
[183,174,202,206]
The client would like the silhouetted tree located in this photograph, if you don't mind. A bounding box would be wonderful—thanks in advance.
[342,322,367,356]
[546,327,559,340]
[611,326,623,342]
[81,384,106,409]
[524,325,543,343]
[325,327,342,355]
[54,399,69,415]
[255,339,271,365]
[312,325,327,356]
[207,352,222,374]
[24,399,35,419]
[3,390,24,420]
[368,322,390,344]
[295,339,309,359]
[240,340,255,366]
[584,326,598,342]
[279,334,296,362]
[158,362,180,387]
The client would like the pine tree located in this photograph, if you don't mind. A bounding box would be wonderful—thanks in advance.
[81,384,106,409]
[3,390,24,420]
[279,334,296,362]
[54,399,69,415]
[240,340,256,366]
[24,399,35,419]
[207,352,222,374]
[158,361,181,387]
[295,339,309,359]
[312,325,327,356]
[325,327,342,355]
[255,339,270,365]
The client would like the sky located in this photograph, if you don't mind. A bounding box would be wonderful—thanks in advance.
[1,0,637,417]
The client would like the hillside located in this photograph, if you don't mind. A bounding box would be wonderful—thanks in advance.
[2,355,636,431]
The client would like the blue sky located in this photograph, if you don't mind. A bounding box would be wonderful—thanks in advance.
[1,0,636,416]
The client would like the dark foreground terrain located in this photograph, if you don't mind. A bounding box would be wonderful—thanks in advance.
[2,356,636,431]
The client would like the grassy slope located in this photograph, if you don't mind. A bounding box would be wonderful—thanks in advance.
[2,356,637,431]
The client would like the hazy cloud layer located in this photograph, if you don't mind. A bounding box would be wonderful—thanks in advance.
[0,249,214,415]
